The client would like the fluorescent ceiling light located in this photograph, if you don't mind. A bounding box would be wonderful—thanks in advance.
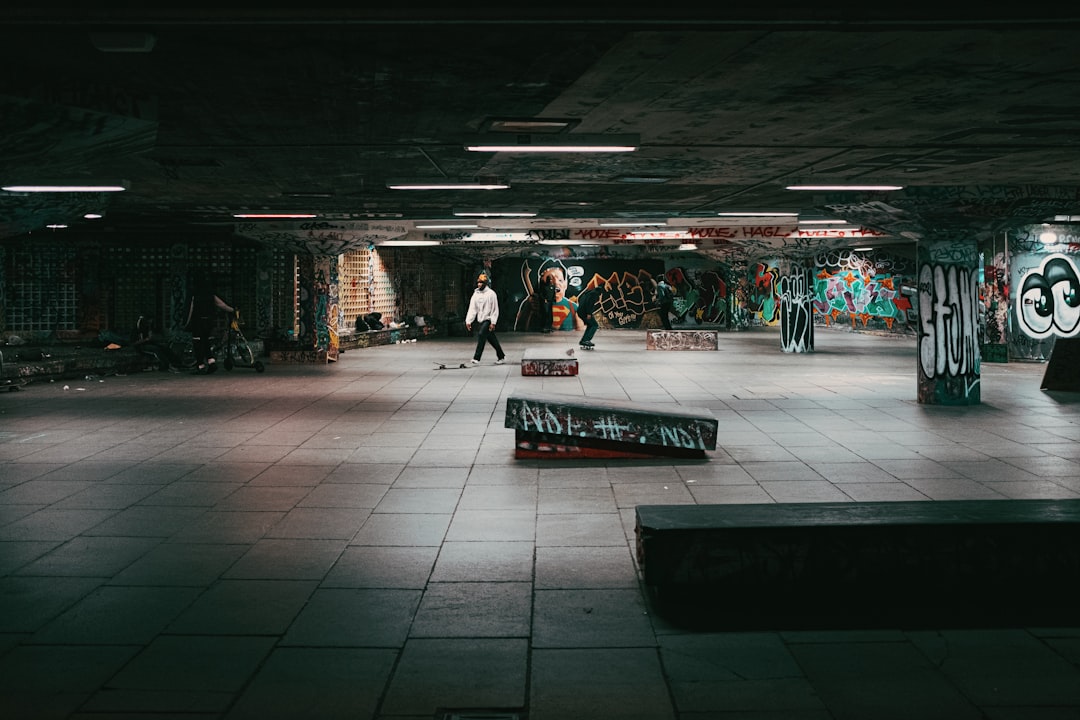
[83,213,104,220]
[717,211,799,217]
[453,210,537,218]
[232,213,318,219]
[45,224,69,229]
[678,243,699,251]
[3,182,128,193]
[464,133,639,153]
[786,184,903,191]
[799,219,848,225]
[378,240,441,247]
[598,221,666,227]
[852,247,874,251]
[414,223,480,229]
[386,178,510,190]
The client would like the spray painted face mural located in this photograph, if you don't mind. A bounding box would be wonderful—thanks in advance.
[540,266,568,301]
[1017,254,1080,339]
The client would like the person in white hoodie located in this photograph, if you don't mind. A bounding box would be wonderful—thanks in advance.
[465,272,506,365]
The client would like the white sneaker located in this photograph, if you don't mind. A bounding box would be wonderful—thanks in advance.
[495,357,505,365]
[470,358,480,365]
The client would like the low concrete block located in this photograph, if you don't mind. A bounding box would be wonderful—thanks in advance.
[505,391,717,459]
[646,329,719,350]
[520,347,578,376]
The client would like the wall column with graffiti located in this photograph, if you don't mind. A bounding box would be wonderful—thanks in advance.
[917,240,981,405]
[779,261,815,353]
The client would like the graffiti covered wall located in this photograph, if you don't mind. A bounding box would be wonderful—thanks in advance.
[812,249,916,334]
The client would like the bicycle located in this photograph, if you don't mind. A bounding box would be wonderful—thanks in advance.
[216,310,266,372]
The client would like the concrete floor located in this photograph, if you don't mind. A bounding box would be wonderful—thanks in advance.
[2,327,1079,720]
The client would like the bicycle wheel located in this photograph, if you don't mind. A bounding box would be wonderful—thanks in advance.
[231,338,255,368]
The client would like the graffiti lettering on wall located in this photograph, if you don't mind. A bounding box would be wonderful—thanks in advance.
[918,262,980,382]
[510,399,715,451]
[779,265,814,353]
[507,258,666,332]
[1015,253,1080,339]
[812,250,914,330]
[581,271,655,328]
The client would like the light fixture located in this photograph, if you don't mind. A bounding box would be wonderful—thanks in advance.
[853,246,874,251]
[453,209,538,218]
[3,182,128,193]
[598,221,666,227]
[678,243,699,251]
[1039,231,1058,245]
[614,175,672,184]
[45,224,69,229]
[386,178,510,190]
[717,212,799,217]
[232,213,318,219]
[464,133,639,153]
[83,213,104,220]
[90,31,156,53]
[414,223,480,229]
[786,184,903,191]
[378,240,441,247]
[798,219,848,225]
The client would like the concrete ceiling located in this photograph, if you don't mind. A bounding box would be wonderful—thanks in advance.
[2,5,1080,260]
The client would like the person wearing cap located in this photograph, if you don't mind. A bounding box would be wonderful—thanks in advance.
[465,273,506,365]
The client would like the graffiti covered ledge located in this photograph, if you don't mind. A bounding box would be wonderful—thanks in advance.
[504,391,718,459]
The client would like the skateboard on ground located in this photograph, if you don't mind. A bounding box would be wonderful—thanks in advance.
[2,378,28,391]
[433,361,471,370]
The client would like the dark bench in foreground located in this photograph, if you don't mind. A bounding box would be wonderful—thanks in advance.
[505,391,717,459]
[635,499,1080,628]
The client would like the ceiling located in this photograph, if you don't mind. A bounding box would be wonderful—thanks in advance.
[3,5,1080,260]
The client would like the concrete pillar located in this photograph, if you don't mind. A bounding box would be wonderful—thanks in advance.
[779,261,815,353]
[916,240,981,405]
[295,253,340,357]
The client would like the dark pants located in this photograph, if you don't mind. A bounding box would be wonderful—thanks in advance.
[580,314,598,345]
[659,302,673,330]
[473,319,505,361]
[190,316,215,365]
[541,301,553,332]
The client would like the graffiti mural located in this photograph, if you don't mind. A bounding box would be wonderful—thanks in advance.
[502,258,665,332]
[917,261,980,405]
[664,265,729,327]
[779,264,814,353]
[730,260,781,328]
[812,250,915,332]
[1015,253,1080,340]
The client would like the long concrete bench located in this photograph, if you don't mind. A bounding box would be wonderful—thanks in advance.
[520,347,578,376]
[635,499,1080,627]
[504,391,717,459]
[646,329,718,351]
